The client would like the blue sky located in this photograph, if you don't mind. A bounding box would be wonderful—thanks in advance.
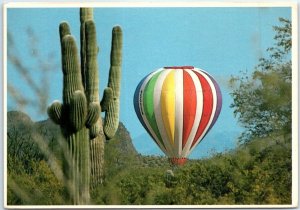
[7,6,291,159]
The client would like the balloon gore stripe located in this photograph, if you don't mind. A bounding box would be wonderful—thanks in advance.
[133,66,222,164]
[182,70,197,148]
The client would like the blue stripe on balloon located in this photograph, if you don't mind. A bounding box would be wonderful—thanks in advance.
[133,74,155,139]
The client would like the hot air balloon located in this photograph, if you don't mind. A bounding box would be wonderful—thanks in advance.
[133,66,222,165]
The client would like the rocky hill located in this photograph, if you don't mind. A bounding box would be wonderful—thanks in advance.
[7,111,140,170]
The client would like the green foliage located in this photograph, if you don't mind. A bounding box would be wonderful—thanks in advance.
[7,112,67,205]
[100,132,290,205]
[269,17,291,58]
[229,18,291,142]
[7,111,291,205]
[140,155,170,167]
[102,122,140,180]
[7,155,67,205]
[117,168,171,205]
[7,126,44,171]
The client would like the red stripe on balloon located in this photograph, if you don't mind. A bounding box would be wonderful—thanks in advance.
[191,71,213,147]
[182,70,197,148]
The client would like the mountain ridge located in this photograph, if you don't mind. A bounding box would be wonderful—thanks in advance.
[7,110,140,167]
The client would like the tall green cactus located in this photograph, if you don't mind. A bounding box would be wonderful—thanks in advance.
[47,8,122,204]
[102,26,122,139]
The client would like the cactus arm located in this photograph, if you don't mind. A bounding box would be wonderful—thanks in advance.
[89,123,101,139]
[59,22,71,42]
[81,13,101,133]
[80,8,94,90]
[85,20,100,104]
[100,87,113,112]
[61,35,84,105]
[82,17,102,139]
[103,26,123,139]
[69,90,87,131]
[47,100,63,124]
[86,102,100,127]
[110,26,123,68]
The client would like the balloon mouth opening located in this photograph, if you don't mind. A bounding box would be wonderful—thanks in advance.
[164,66,194,70]
[169,157,187,166]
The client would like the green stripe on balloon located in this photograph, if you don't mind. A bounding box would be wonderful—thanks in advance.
[143,71,165,147]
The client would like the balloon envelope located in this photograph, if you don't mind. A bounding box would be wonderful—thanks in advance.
[134,66,222,165]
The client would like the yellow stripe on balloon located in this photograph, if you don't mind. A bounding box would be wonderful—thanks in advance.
[161,70,176,145]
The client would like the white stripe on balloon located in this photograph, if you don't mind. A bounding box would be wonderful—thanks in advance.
[174,69,184,157]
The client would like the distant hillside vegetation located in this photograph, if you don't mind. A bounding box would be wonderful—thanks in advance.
[7,111,292,205]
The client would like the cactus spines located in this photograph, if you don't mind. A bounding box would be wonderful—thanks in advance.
[48,8,122,203]
[103,25,122,139]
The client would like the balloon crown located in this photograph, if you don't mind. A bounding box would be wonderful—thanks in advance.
[164,66,194,69]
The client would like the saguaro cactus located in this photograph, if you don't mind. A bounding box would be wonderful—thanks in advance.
[47,8,122,204]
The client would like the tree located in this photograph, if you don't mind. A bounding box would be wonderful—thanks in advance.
[229,18,292,142]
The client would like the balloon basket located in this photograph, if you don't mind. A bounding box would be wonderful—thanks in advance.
[169,157,187,166]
